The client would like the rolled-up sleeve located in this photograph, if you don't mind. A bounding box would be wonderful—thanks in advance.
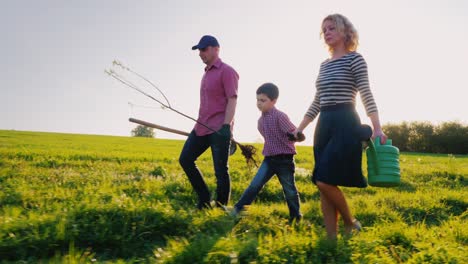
[222,66,239,98]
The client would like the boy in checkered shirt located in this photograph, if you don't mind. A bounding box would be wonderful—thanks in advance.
[232,83,303,221]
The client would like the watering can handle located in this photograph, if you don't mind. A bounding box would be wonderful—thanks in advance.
[368,137,380,175]
[374,136,382,146]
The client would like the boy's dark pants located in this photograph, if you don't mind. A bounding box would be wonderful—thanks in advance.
[179,130,231,209]
[235,155,302,219]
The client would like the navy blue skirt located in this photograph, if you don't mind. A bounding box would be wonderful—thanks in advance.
[312,103,367,188]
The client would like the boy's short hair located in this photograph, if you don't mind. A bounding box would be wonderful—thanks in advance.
[256,83,279,100]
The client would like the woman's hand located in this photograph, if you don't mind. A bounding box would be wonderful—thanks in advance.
[294,116,313,139]
[369,112,387,144]
[372,129,387,144]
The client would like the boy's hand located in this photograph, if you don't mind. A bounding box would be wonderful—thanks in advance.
[296,131,305,142]
[287,131,305,142]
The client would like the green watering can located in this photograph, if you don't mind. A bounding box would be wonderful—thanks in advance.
[366,137,401,187]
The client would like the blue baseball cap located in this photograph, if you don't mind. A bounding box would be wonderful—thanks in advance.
[192,35,219,50]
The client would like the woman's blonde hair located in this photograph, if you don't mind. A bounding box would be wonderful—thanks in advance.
[321,14,359,53]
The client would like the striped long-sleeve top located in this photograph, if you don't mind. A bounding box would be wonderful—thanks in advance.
[306,52,378,120]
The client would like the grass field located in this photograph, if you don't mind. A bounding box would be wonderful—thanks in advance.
[0,130,466,263]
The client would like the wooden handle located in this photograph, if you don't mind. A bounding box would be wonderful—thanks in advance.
[129,118,190,136]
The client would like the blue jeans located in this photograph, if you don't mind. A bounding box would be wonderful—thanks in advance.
[179,130,231,209]
[235,155,302,219]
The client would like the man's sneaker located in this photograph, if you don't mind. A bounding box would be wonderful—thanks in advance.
[220,205,231,213]
[197,201,212,210]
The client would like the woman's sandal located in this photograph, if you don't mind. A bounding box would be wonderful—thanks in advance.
[352,219,362,232]
[345,219,362,237]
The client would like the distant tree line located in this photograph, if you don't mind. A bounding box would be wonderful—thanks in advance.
[382,121,467,154]
[129,122,467,154]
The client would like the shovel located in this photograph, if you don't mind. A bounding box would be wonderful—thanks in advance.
[129,118,237,156]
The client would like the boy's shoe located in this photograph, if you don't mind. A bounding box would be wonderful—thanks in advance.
[222,205,242,218]
[230,208,240,218]
[289,214,303,224]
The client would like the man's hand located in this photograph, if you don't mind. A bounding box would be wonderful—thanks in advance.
[218,124,231,139]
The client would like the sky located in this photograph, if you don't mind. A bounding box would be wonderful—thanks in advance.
[2,0,467,144]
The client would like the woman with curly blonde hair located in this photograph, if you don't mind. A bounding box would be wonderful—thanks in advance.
[321,14,359,53]
[293,14,387,239]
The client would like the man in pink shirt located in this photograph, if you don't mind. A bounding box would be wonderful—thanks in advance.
[179,35,239,210]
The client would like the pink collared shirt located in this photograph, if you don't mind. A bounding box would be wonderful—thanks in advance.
[258,107,297,156]
[194,58,239,136]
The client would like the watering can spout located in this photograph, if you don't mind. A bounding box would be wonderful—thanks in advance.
[368,139,379,175]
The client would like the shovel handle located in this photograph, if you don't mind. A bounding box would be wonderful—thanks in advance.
[129,118,190,136]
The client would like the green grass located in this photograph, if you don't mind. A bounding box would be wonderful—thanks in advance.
[0,130,466,263]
